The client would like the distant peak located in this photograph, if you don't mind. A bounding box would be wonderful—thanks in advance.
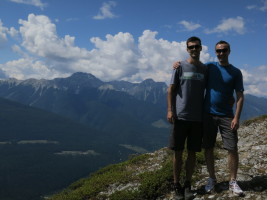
[140,79,156,86]
[61,72,103,88]
[70,72,97,79]
[142,78,155,83]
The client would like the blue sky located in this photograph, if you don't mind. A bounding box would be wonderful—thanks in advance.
[0,0,267,97]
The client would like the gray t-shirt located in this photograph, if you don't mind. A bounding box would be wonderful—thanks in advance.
[170,60,207,121]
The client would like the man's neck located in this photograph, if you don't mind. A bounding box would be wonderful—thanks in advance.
[187,57,201,65]
[219,61,230,66]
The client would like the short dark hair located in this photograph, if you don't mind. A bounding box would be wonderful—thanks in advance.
[186,36,202,46]
[215,40,231,51]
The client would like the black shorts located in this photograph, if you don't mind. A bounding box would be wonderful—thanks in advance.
[202,113,238,151]
[169,119,203,152]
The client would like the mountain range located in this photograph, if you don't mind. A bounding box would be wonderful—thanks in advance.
[0,72,266,199]
[1,72,266,128]
[0,72,168,145]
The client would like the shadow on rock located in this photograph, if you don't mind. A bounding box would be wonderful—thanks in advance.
[194,175,267,195]
[239,175,267,192]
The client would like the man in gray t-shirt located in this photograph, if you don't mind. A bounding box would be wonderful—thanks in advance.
[167,36,207,200]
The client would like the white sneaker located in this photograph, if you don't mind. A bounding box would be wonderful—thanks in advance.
[229,180,244,196]
[205,177,217,193]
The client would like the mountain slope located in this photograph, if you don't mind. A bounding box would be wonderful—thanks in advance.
[48,115,267,200]
[0,73,169,149]
[241,94,267,121]
[0,98,136,200]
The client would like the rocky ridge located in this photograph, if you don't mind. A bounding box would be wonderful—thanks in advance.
[49,115,267,200]
[186,116,267,200]
[102,116,267,200]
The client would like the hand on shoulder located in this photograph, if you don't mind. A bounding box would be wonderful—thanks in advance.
[173,61,181,69]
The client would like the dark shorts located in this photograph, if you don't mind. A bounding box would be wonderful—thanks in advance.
[169,119,203,152]
[202,113,238,151]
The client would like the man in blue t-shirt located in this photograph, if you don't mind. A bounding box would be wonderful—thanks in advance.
[203,41,244,196]
[173,40,244,196]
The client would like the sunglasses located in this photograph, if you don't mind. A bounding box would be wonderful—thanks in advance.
[187,45,201,50]
[216,48,228,53]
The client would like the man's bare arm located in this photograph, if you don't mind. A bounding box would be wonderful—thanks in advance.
[231,91,244,130]
[167,85,175,124]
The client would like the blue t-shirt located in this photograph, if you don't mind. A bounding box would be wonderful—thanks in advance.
[204,62,244,116]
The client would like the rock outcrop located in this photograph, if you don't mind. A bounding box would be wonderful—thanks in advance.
[185,116,267,200]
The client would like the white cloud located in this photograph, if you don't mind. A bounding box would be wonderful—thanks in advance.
[258,65,267,70]
[241,65,267,97]
[2,13,267,97]
[0,20,18,47]
[1,14,211,84]
[260,0,267,11]
[12,44,28,57]
[18,14,90,68]
[0,58,66,80]
[93,1,117,20]
[136,30,210,82]
[205,16,245,35]
[89,32,140,80]
[9,0,46,9]
[247,0,267,11]
[0,20,8,46]
[246,5,257,10]
[8,27,19,38]
[0,68,8,79]
[179,20,201,31]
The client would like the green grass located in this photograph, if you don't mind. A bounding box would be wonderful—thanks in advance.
[49,148,206,200]
[49,162,135,200]
[49,154,151,200]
